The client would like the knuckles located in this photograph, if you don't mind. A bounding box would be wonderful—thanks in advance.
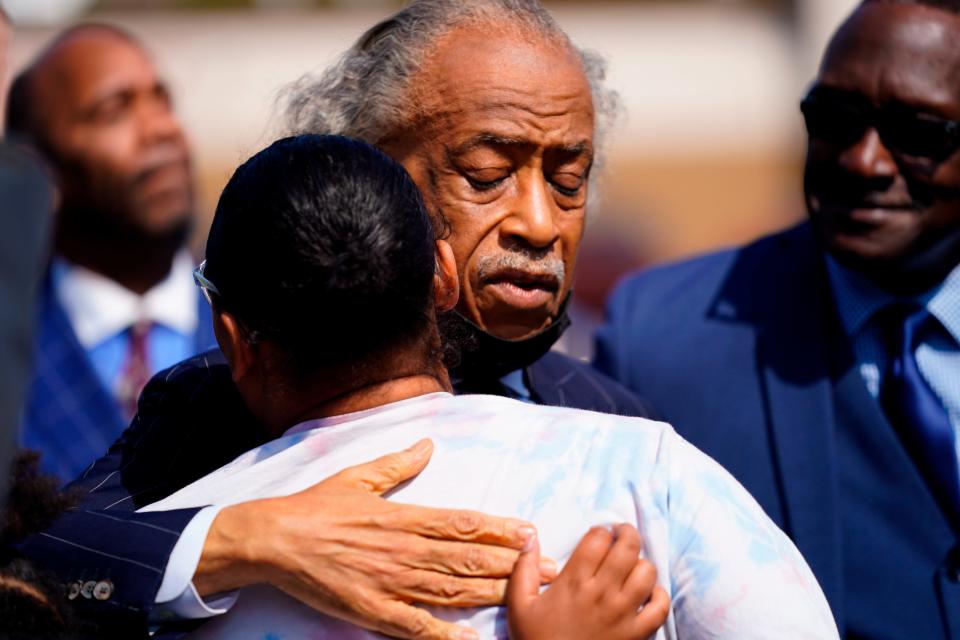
[449,511,483,537]
[459,546,489,574]
[436,576,471,601]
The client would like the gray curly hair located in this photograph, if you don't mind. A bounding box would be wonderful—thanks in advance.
[282,0,619,167]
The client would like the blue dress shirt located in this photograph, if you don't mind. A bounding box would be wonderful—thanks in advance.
[86,325,195,398]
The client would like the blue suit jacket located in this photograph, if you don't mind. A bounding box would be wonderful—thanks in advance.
[596,223,960,639]
[19,276,217,481]
[21,344,654,634]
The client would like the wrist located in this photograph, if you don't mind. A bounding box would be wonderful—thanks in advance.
[194,501,267,596]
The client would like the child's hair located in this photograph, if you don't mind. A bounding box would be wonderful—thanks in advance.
[1,451,81,639]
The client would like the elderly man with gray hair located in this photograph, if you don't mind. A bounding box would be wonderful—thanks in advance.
[24,1,668,637]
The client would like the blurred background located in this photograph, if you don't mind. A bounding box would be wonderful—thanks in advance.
[4,0,859,357]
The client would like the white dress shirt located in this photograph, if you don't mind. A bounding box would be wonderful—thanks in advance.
[53,250,199,396]
[54,250,198,351]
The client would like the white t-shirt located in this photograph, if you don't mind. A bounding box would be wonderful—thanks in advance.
[142,393,839,639]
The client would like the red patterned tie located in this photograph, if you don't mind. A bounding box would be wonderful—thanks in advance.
[116,321,153,421]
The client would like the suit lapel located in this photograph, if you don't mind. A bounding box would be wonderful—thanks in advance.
[758,298,843,614]
[525,354,566,407]
[526,352,611,412]
[23,279,123,479]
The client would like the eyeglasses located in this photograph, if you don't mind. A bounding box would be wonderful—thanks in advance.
[800,85,960,162]
[192,259,220,306]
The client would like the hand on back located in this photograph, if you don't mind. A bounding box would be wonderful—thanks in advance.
[507,524,669,640]
[196,439,556,640]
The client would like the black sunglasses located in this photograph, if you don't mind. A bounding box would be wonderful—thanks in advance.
[800,85,960,162]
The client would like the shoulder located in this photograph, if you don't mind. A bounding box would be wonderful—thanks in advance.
[133,347,248,449]
[607,223,817,322]
[139,348,231,405]
[527,351,661,418]
[594,223,824,403]
[597,223,821,365]
[451,393,672,460]
[74,348,261,503]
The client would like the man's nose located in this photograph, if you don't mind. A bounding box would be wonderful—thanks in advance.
[837,128,897,179]
[139,99,184,144]
[499,175,560,249]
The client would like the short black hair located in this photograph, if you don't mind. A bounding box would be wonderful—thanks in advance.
[204,134,437,375]
[5,23,142,140]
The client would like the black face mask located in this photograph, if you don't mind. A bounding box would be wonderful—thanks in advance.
[440,295,572,385]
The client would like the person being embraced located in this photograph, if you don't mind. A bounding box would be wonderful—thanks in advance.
[144,134,838,639]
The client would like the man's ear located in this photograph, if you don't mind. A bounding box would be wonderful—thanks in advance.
[212,309,256,383]
[434,239,459,312]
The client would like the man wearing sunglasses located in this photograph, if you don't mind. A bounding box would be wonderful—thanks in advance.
[596,1,960,637]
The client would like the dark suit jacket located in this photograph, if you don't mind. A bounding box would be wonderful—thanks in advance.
[21,345,655,632]
[595,222,960,639]
[19,281,217,482]
[0,143,53,502]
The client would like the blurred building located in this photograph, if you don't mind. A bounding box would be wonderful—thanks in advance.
[5,0,859,357]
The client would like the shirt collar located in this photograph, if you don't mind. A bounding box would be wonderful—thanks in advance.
[53,251,199,349]
[928,264,960,346]
[826,255,960,344]
[500,369,531,401]
[283,392,454,438]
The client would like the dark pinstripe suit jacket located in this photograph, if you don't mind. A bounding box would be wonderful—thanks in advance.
[20,347,656,635]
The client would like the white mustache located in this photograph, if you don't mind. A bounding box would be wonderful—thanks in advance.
[476,249,565,282]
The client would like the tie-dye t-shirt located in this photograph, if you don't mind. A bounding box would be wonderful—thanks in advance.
[142,392,838,639]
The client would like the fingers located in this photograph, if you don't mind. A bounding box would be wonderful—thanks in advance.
[630,585,671,639]
[393,502,538,550]
[563,525,615,585]
[412,536,557,582]
[376,600,479,640]
[505,534,541,611]
[415,538,520,578]
[334,439,434,495]
[392,570,508,607]
[597,523,642,587]
[622,556,660,610]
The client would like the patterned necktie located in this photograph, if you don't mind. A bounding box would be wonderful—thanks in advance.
[116,321,153,421]
[880,305,960,523]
